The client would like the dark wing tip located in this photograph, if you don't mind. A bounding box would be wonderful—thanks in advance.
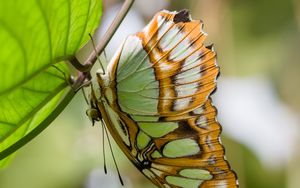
[206,43,214,50]
[173,9,191,23]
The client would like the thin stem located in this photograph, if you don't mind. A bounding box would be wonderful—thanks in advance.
[69,56,92,72]
[103,49,108,65]
[84,0,134,67]
[72,0,135,91]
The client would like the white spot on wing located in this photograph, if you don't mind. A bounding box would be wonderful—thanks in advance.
[174,97,192,111]
[159,26,181,50]
[193,106,205,115]
[182,51,202,71]
[157,15,166,27]
[157,18,173,40]
[159,62,173,71]
[175,66,202,84]
[196,116,208,127]
[175,83,198,98]
[170,38,194,61]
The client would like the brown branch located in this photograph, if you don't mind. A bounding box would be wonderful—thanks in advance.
[84,0,134,69]
[71,0,135,90]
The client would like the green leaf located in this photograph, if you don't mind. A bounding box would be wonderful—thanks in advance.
[0,0,102,166]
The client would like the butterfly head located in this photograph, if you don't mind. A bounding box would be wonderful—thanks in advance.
[86,107,101,126]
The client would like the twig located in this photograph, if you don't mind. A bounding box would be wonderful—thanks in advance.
[84,0,134,67]
[71,0,134,91]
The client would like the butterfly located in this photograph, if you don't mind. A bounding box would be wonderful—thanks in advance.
[87,9,238,188]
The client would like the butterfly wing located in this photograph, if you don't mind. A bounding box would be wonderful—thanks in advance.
[95,10,238,188]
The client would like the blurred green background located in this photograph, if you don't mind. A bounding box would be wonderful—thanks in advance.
[1,0,300,187]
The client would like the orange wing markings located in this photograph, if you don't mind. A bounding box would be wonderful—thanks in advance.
[110,10,219,116]
[144,22,204,75]
[136,12,204,71]
[147,99,238,187]
[123,98,237,187]
[134,11,219,116]
[139,11,207,74]
[101,9,238,187]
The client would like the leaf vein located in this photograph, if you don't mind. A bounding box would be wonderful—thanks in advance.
[35,0,53,64]
[0,21,28,75]
[75,0,92,51]
[0,83,68,144]
[64,0,71,55]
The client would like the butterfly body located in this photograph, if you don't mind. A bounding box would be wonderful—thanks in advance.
[89,10,238,188]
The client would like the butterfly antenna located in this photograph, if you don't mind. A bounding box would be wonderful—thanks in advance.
[101,121,107,174]
[89,33,106,75]
[103,48,108,65]
[101,120,124,186]
[81,88,90,105]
